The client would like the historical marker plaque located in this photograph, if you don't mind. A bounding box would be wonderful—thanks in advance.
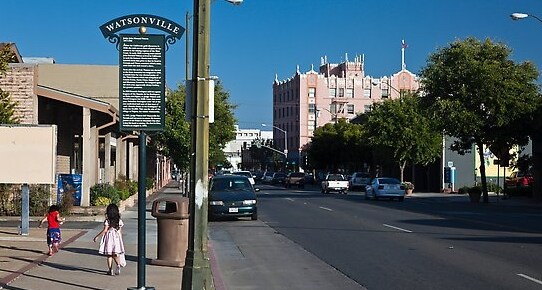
[120,34,165,131]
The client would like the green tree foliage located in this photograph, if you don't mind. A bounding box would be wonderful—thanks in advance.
[209,83,237,169]
[419,37,541,202]
[152,82,237,172]
[363,93,442,181]
[0,44,19,124]
[307,119,370,172]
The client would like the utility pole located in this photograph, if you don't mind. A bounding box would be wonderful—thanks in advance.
[182,0,214,288]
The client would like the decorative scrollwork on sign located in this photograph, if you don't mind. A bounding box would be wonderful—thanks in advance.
[107,35,121,50]
[100,14,184,51]
[165,35,177,51]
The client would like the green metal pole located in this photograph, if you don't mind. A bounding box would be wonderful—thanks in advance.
[182,0,213,288]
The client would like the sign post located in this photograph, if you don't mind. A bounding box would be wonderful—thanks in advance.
[100,15,183,290]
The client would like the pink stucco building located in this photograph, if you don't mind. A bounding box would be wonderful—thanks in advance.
[272,54,420,164]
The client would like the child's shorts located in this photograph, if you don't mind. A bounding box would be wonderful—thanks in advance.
[46,228,61,245]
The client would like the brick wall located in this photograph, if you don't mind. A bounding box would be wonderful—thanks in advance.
[0,64,38,124]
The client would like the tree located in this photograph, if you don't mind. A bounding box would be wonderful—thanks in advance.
[306,120,370,172]
[152,82,237,172]
[363,93,442,182]
[419,37,541,202]
[208,82,237,169]
[0,44,19,124]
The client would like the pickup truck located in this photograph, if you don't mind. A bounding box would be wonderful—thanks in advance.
[321,174,349,194]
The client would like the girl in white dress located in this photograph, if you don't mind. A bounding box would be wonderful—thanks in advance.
[93,203,125,276]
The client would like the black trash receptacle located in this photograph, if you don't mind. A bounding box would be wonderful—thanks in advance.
[150,196,189,267]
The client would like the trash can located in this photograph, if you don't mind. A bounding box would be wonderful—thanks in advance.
[150,196,189,267]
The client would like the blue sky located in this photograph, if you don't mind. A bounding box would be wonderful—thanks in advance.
[2,1,541,129]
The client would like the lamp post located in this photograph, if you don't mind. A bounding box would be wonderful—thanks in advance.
[511,12,542,23]
[262,123,287,157]
[182,1,242,289]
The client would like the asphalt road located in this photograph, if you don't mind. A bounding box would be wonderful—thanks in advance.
[255,185,542,290]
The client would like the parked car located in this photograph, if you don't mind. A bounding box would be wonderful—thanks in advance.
[271,172,287,185]
[253,171,264,183]
[321,173,349,194]
[262,171,275,184]
[365,177,405,201]
[505,171,534,187]
[349,172,371,191]
[285,172,306,188]
[232,171,255,185]
[208,175,258,220]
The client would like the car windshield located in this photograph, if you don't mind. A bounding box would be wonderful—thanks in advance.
[379,178,401,184]
[355,173,370,178]
[290,173,305,177]
[233,172,252,178]
[327,174,344,181]
[211,178,252,191]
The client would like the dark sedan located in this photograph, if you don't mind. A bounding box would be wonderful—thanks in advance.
[208,175,259,220]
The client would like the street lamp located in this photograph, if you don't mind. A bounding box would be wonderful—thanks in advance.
[262,123,288,157]
[371,79,404,99]
[511,12,542,23]
[183,0,241,289]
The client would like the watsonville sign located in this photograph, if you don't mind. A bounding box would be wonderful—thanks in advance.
[99,14,184,49]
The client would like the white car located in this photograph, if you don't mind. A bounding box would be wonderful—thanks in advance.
[365,177,405,201]
[349,172,371,191]
[232,171,255,185]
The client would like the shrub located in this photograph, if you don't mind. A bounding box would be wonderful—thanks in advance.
[486,182,502,193]
[94,196,111,206]
[90,184,120,206]
[114,175,138,200]
[457,186,470,195]
[146,177,155,190]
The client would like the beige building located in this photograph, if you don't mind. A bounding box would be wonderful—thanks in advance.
[272,54,420,164]
[0,43,171,206]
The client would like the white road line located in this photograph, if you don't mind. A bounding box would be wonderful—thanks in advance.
[319,206,333,211]
[383,224,413,233]
[285,198,295,202]
[517,274,542,285]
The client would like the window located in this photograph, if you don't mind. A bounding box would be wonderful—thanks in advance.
[347,104,354,114]
[382,89,389,98]
[338,88,344,97]
[364,89,371,98]
[364,105,372,112]
[329,88,336,97]
[346,88,353,98]
[308,87,316,98]
[308,104,316,113]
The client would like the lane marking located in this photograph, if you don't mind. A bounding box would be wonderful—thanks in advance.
[383,224,412,233]
[285,198,295,202]
[319,206,333,211]
[517,274,542,285]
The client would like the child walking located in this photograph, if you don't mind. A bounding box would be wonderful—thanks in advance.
[38,205,65,256]
[93,203,125,276]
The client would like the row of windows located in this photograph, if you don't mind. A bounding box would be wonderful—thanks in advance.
[275,103,374,119]
[274,86,392,102]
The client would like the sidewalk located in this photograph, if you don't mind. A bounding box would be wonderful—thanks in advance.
[0,187,184,289]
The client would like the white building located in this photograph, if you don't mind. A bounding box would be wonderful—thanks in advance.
[223,125,272,170]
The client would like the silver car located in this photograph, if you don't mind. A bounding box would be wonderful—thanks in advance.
[365,177,405,201]
[349,172,371,191]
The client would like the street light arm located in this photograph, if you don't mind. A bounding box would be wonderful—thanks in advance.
[511,12,542,23]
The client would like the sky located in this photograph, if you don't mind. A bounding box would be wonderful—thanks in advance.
[2,0,542,129]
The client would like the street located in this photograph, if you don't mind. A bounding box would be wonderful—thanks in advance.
[249,185,542,290]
